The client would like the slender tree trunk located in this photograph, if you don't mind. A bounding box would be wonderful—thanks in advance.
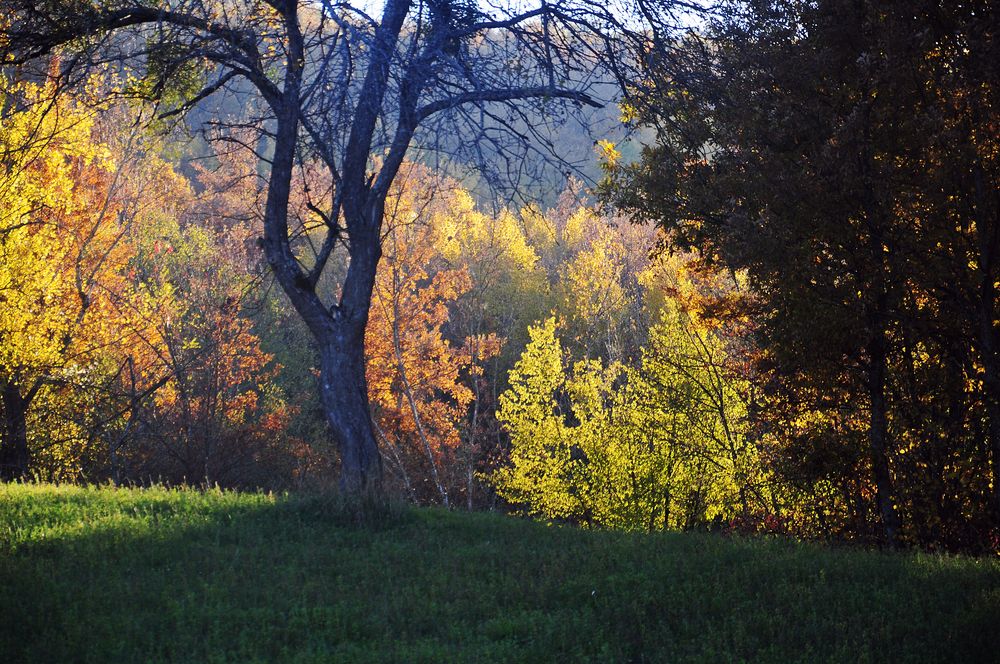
[464,331,483,511]
[858,101,901,545]
[0,382,31,481]
[867,329,901,546]
[373,417,415,499]
[466,464,475,511]
[977,284,1000,523]
[390,295,449,506]
[968,157,1000,524]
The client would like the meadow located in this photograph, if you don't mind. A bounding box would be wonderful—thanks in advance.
[1,483,998,663]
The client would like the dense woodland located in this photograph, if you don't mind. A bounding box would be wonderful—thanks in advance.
[0,0,997,553]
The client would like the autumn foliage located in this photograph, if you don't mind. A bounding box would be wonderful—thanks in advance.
[0,82,302,486]
[2,0,999,558]
[366,172,501,505]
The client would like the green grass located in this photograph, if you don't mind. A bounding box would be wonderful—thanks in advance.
[1,484,998,663]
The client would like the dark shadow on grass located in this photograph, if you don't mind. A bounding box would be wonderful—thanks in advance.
[2,490,999,663]
[276,490,416,530]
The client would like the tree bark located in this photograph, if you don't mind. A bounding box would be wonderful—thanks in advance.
[0,382,31,481]
[971,160,1000,524]
[979,334,1000,523]
[262,120,385,493]
[252,3,389,494]
[867,329,901,546]
[319,326,382,493]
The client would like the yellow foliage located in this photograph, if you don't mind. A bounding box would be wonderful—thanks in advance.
[492,280,768,531]
[596,139,622,170]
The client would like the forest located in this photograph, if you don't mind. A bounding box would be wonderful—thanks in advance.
[1,0,998,558]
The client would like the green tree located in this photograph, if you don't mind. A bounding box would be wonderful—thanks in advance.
[492,318,582,520]
[493,281,764,531]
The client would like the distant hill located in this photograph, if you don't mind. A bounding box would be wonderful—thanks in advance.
[174,74,639,209]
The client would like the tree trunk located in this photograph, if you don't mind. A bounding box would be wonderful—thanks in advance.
[970,159,1000,524]
[373,416,415,499]
[858,103,901,546]
[259,0,425,496]
[257,27,386,494]
[0,382,31,481]
[319,325,382,493]
[867,330,901,546]
[662,486,671,531]
[978,287,1000,523]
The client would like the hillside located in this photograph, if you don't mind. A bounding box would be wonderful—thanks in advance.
[2,484,998,663]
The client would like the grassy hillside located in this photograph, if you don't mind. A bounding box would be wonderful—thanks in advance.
[2,484,998,663]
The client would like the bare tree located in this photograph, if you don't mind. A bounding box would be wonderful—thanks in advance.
[2,0,685,492]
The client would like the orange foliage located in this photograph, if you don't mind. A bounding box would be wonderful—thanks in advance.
[365,171,500,503]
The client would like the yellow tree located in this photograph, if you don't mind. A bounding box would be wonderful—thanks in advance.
[492,251,768,531]
[491,317,582,520]
[0,80,144,479]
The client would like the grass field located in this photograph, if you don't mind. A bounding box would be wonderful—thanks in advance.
[2,484,998,663]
